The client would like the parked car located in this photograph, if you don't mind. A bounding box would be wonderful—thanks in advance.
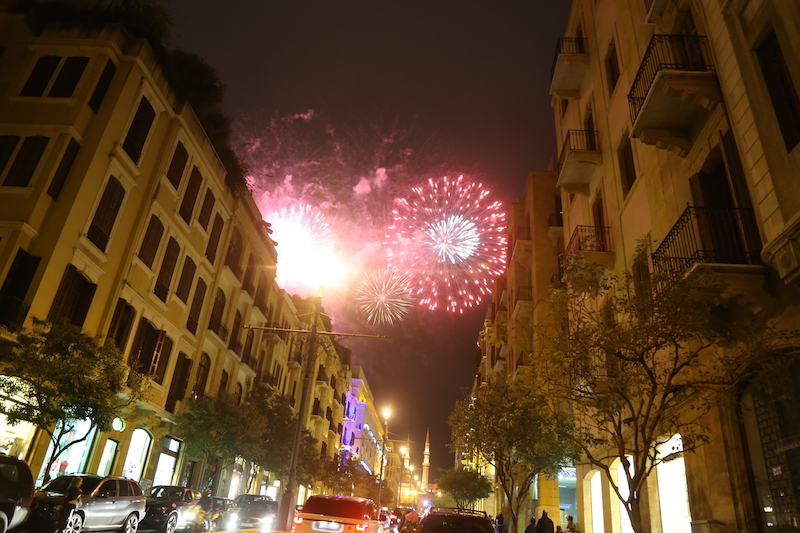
[227,498,277,531]
[139,486,201,533]
[205,497,236,531]
[232,494,273,507]
[29,474,145,533]
[0,455,34,532]
[292,495,381,533]
[415,507,494,533]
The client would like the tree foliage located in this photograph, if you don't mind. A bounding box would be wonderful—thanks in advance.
[449,380,577,533]
[537,256,798,533]
[436,467,493,508]
[0,318,146,482]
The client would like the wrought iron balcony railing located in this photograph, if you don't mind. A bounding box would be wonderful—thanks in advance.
[628,34,715,123]
[208,317,229,343]
[550,37,588,79]
[566,225,612,257]
[652,206,762,277]
[558,130,600,175]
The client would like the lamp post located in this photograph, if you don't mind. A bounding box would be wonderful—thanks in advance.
[376,408,391,514]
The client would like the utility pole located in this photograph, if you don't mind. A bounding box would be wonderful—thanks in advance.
[245,296,385,532]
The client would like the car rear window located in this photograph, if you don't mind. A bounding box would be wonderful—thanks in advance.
[150,486,185,498]
[420,515,494,533]
[302,498,375,520]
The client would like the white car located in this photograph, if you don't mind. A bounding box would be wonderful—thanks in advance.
[293,495,382,533]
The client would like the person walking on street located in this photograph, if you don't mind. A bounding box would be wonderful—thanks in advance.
[524,517,537,533]
[495,513,504,533]
[535,510,554,533]
[58,477,82,533]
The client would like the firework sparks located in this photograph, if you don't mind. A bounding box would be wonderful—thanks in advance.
[386,175,507,313]
[355,268,415,325]
[267,204,347,296]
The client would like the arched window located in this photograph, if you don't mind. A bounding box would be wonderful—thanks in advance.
[234,382,243,405]
[122,428,152,481]
[193,352,211,398]
[224,227,243,279]
[254,274,268,313]
[209,289,226,340]
[229,310,243,354]
[243,254,257,295]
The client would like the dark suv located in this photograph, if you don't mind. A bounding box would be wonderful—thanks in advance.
[416,508,495,533]
[0,455,34,532]
[139,486,201,533]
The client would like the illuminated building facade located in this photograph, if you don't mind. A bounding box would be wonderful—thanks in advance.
[0,5,361,500]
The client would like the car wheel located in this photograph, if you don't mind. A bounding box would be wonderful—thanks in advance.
[64,512,83,533]
[164,513,179,533]
[0,510,8,533]
[120,513,139,533]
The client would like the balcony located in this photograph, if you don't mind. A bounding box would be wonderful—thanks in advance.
[512,226,532,265]
[242,352,257,371]
[0,295,29,329]
[311,404,324,419]
[565,225,614,269]
[557,130,602,195]
[512,285,534,322]
[208,317,229,344]
[229,339,243,357]
[652,204,763,275]
[550,37,589,98]
[628,34,720,157]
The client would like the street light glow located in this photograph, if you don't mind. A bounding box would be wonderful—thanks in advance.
[383,408,392,420]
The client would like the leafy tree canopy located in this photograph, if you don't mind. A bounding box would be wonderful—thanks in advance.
[436,467,492,508]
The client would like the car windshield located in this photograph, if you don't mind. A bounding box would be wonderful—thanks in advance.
[243,501,278,514]
[421,516,495,533]
[150,487,185,498]
[239,495,272,503]
[302,498,375,520]
[42,476,102,494]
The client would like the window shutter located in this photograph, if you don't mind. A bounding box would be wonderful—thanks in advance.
[138,215,164,268]
[197,189,215,229]
[175,256,196,303]
[178,167,202,223]
[122,97,155,164]
[166,142,188,189]
[205,214,224,263]
[154,237,181,301]
[87,176,125,252]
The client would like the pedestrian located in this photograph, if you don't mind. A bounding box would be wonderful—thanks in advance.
[556,527,563,533]
[496,513,504,533]
[524,517,537,533]
[58,477,82,533]
[534,510,554,533]
[566,515,578,533]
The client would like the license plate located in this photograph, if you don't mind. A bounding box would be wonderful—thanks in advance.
[313,521,344,532]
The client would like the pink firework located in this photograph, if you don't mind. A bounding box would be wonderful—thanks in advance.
[386,175,507,313]
[355,268,416,325]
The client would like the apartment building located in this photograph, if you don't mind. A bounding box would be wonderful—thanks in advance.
[0,6,353,498]
[487,0,800,532]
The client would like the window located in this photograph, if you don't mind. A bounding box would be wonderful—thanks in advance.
[243,330,254,363]
[175,256,196,303]
[48,264,96,326]
[255,274,269,314]
[224,228,243,277]
[0,248,40,327]
[122,97,155,164]
[757,29,800,152]
[220,370,229,395]
[166,352,193,413]
[205,214,224,264]
[208,288,227,340]
[129,318,173,384]
[197,189,215,229]
[1,135,49,187]
[20,55,89,97]
[179,167,203,223]
[187,278,206,335]
[88,59,116,113]
[606,39,621,93]
[107,298,136,350]
[243,254,256,295]
[154,237,180,302]
[87,176,125,252]
[138,215,164,269]
[229,310,242,353]
[234,382,243,405]
[193,352,211,398]
[165,142,188,189]
[619,139,637,197]
[48,138,80,199]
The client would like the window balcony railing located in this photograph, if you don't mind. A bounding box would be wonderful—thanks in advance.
[0,295,29,328]
[229,339,243,356]
[208,317,229,343]
[550,37,588,79]
[558,130,600,174]
[242,352,257,371]
[652,206,762,277]
[557,130,602,195]
[566,225,612,257]
[628,34,715,124]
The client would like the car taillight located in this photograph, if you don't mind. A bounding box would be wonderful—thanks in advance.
[356,524,368,531]
[172,503,177,508]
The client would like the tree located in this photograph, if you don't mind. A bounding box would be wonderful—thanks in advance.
[437,467,493,508]
[0,319,146,482]
[537,256,797,533]
[315,453,376,497]
[449,380,577,533]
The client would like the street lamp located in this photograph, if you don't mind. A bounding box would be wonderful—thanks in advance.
[376,408,391,514]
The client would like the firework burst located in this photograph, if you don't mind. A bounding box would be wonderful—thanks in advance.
[355,268,416,325]
[386,175,507,313]
[267,204,347,296]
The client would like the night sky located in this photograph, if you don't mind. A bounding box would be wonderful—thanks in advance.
[166,0,571,480]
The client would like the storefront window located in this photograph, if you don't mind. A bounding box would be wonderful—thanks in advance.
[153,436,181,486]
[656,435,691,533]
[37,419,96,484]
[123,428,152,482]
[589,471,604,533]
[558,466,577,522]
[97,439,118,477]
